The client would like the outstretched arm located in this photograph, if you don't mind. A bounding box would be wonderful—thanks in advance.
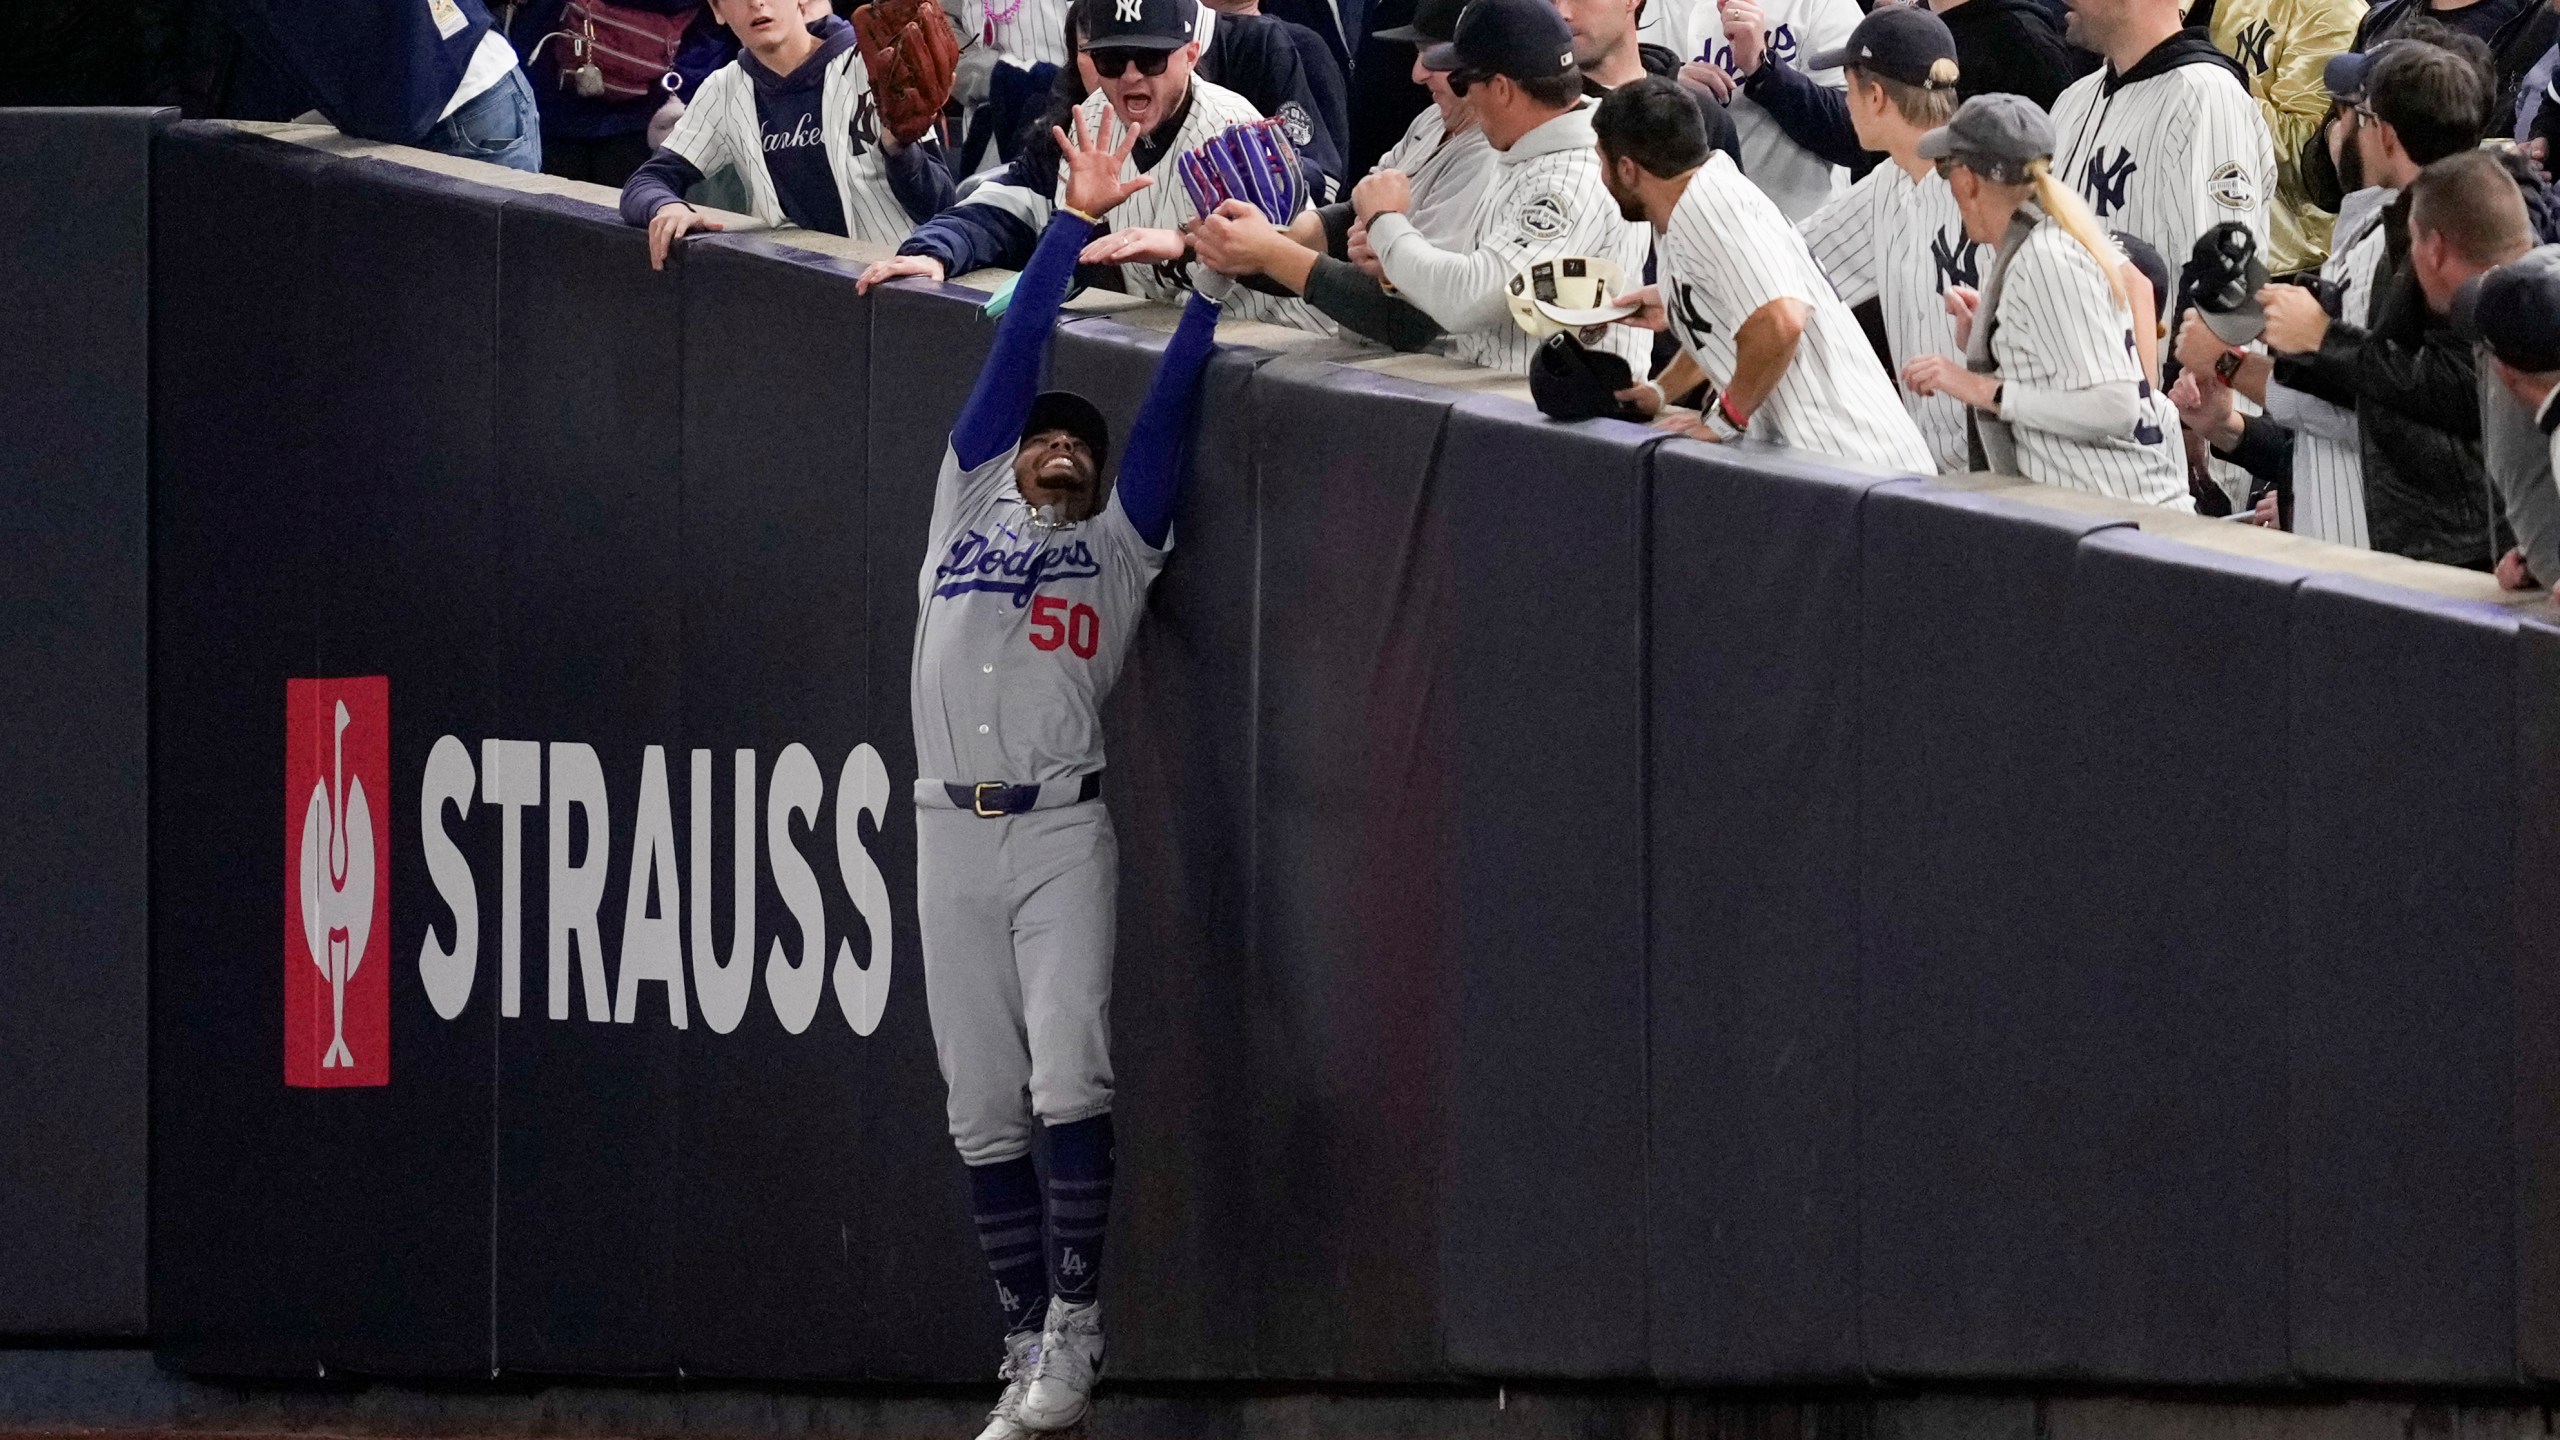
[952,110,1155,469]
[1115,291,1223,549]
[951,210,1094,469]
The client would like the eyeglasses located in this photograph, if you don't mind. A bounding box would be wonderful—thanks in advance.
[1087,46,1173,78]
[2351,99,2377,123]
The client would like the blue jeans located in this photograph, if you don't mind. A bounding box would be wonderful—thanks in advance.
[419,65,543,173]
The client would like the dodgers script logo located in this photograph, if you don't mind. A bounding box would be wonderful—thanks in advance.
[934,529,1104,605]
[286,677,391,1088]
[2083,148,2138,218]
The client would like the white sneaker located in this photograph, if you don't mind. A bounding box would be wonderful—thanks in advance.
[1014,1298,1103,1432]
[971,1330,1044,1440]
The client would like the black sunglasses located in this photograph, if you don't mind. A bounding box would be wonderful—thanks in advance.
[1088,46,1174,78]
[1444,66,1492,95]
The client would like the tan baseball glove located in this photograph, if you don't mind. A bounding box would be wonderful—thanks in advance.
[853,0,961,148]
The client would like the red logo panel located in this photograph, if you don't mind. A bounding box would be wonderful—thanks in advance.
[285,677,391,1088]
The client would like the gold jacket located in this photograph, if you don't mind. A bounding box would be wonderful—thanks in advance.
[2214,0,2366,273]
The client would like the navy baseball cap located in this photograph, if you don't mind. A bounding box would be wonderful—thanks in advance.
[1420,0,1577,80]
[1023,390,1111,470]
[1810,5,1958,90]
[2453,249,2560,373]
[2324,40,2413,100]
[1376,0,1466,45]
[2110,229,2173,328]
[1083,0,1200,51]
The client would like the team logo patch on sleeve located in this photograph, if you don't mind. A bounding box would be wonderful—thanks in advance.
[1517,191,1569,241]
[2209,161,2256,211]
[1279,101,1314,147]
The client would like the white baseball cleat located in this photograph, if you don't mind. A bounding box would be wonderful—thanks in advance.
[972,1329,1045,1440]
[1014,1298,1104,1432]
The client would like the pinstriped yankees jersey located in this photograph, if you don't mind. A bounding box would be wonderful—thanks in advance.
[1982,220,2187,504]
[2049,55,2276,267]
[2286,191,2390,547]
[1800,159,1989,473]
[1657,153,1935,472]
[963,81,1333,332]
[661,49,921,247]
[1669,0,1862,220]
[1366,104,1651,375]
[959,0,1073,70]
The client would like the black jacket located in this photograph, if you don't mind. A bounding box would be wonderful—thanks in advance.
[1940,0,2098,109]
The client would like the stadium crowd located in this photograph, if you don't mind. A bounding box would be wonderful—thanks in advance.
[208,0,2560,587]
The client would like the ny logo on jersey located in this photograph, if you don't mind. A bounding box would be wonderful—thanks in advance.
[2082,148,2139,218]
[1930,226,1978,292]
[849,91,879,153]
[2232,19,2274,75]
[1671,280,1715,352]
[1115,0,1143,21]
[2128,332,2167,444]
[934,530,1104,605]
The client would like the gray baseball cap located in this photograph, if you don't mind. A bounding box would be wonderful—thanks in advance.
[1915,92,2055,179]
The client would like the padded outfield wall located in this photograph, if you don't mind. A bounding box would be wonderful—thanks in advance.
[12,108,2560,1388]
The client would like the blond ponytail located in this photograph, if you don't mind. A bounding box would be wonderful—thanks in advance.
[2024,157,2131,317]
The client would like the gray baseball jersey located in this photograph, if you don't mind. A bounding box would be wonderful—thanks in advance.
[1977,218,2188,504]
[1800,157,1989,473]
[661,48,922,247]
[2280,187,2391,548]
[1374,102,1498,251]
[1657,152,1936,472]
[911,443,1167,788]
[1365,103,1653,375]
[1669,0,1862,221]
[2049,57,2275,268]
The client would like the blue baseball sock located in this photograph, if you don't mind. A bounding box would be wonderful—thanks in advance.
[1044,1114,1114,1307]
[967,1155,1049,1335]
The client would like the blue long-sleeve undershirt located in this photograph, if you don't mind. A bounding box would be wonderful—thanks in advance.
[953,210,1095,471]
[1115,291,1222,550]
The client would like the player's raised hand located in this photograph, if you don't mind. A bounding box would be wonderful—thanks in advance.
[1191,200,1277,276]
[1082,227,1189,266]
[1611,284,1667,332]
[1055,110,1153,221]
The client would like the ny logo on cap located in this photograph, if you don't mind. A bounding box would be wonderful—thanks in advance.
[1115,0,1143,23]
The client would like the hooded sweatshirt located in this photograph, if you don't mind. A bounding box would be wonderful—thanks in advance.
[2049,27,2276,275]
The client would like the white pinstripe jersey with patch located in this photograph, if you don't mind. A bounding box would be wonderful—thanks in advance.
[2049,58,2277,268]
[1657,153,1935,472]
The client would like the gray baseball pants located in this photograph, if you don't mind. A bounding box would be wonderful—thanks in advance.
[917,800,1118,1166]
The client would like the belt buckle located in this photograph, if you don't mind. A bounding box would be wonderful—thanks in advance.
[972,781,1008,818]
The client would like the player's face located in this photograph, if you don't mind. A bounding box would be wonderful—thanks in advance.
[1015,429,1104,520]
[1094,41,1200,133]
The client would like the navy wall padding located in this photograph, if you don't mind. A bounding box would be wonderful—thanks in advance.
[1052,316,1263,1381]
[489,193,687,1376]
[1857,486,2138,1378]
[672,235,884,1380]
[856,280,1006,1378]
[1644,444,1891,1385]
[148,123,339,1377]
[0,105,163,1339]
[2047,527,2297,1383]
[1440,401,1653,1379]
[2512,617,2560,1380]
[1246,359,1458,1379]
[292,155,510,1376]
[2287,576,2520,1384]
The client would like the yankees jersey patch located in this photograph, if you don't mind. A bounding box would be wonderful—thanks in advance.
[1660,154,1934,474]
[1801,159,1988,473]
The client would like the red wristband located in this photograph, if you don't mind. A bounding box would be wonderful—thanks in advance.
[1717,392,1749,433]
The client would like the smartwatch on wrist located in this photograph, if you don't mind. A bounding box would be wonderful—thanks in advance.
[2214,348,2247,384]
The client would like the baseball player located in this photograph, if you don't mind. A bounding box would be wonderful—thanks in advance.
[1901,93,2189,503]
[1794,5,1982,472]
[915,111,1225,1440]
[1673,0,1865,220]
[2048,0,2277,270]
[861,0,1334,332]
[1596,77,1934,469]
[1354,0,1654,374]
[619,0,957,267]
